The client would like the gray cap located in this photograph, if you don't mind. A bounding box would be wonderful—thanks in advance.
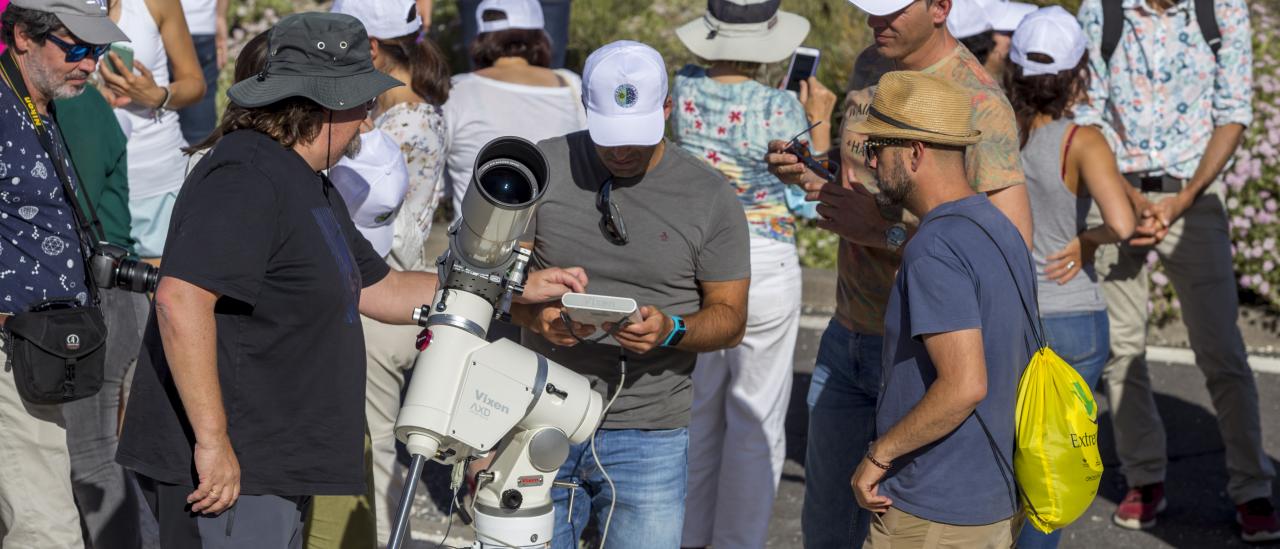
[227,12,402,111]
[9,0,129,45]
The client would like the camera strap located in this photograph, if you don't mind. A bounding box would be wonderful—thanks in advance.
[1,51,107,303]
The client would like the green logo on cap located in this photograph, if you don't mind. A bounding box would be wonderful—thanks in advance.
[614,84,638,108]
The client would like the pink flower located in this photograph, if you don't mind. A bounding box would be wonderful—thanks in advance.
[1152,271,1169,286]
[1262,281,1273,295]
[1146,251,1159,267]
[706,150,722,165]
[1267,199,1278,212]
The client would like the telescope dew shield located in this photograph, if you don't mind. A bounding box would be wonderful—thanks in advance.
[457,137,549,269]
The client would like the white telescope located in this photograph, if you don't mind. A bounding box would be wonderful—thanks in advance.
[387,137,603,549]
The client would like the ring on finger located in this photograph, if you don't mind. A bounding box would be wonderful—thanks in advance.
[1066,261,1076,270]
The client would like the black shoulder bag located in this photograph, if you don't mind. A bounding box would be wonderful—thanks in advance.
[0,52,109,404]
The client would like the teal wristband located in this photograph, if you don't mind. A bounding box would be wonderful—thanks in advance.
[661,315,685,347]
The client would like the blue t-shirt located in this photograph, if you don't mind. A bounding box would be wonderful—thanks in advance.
[877,194,1036,526]
[0,82,90,314]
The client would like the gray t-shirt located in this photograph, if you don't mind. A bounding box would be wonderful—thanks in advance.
[523,131,750,430]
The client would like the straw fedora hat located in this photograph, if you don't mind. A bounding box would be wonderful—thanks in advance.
[676,0,811,64]
[850,71,981,146]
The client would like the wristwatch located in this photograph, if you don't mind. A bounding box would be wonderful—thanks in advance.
[885,222,908,252]
[661,315,686,348]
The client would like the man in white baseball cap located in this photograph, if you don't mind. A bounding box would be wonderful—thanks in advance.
[765,0,1031,546]
[511,39,751,549]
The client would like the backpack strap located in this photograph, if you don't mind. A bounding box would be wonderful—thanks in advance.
[927,213,1047,351]
[1100,0,1125,68]
[1195,0,1223,57]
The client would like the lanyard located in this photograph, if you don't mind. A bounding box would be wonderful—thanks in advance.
[0,51,106,302]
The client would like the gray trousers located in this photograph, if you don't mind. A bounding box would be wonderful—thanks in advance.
[66,289,151,548]
[1095,186,1275,503]
[138,475,310,549]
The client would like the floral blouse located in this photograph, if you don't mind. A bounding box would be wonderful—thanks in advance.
[1075,0,1253,178]
[376,102,447,272]
[672,65,818,245]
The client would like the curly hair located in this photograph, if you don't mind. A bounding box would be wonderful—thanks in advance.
[1,6,65,49]
[1003,52,1091,149]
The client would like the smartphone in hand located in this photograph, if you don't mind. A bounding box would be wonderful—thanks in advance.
[105,43,134,75]
[781,47,821,93]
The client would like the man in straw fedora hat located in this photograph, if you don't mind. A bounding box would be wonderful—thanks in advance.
[848,70,1033,549]
[671,1,834,548]
[115,12,585,547]
[765,0,1031,545]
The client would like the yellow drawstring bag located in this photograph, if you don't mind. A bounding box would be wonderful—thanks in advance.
[1015,346,1105,533]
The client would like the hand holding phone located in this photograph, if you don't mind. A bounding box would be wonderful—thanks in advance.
[782,47,821,94]
[104,43,134,76]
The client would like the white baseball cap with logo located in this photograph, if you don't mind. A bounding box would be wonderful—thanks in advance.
[476,0,546,33]
[947,0,999,39]
[331,0,422,40]
[581,40,668,147]
[1009,6,1087,77]
[330,129,410,258]
[990,1,1037,32]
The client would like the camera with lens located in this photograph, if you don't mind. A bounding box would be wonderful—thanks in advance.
[89,243,159,294]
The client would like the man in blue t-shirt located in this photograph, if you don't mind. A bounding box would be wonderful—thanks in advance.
[847,71,1036,547]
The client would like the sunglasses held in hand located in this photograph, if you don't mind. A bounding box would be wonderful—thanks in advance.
[783,120,838,185]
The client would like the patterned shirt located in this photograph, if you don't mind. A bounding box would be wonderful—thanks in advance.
[375,102,447,272]
[0,82,90,315]
[835,45,1025,335]
[1075,0,1253,178]
[672,65,818,244]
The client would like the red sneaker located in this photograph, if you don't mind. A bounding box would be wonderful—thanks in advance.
[1112,482,1167,530]
[1237,498,1280,543]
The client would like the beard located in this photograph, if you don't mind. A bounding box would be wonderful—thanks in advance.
[28,60,88,101]
[874,153,914,209]
[341,132,363,160]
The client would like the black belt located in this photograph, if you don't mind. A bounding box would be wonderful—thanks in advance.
[1123,173,1184,193]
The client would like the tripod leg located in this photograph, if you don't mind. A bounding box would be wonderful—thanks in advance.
[387,453,427,549]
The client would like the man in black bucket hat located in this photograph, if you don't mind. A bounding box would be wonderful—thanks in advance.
[115,13,585,547]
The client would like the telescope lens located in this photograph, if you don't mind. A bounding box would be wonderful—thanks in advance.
[477,162,534,206]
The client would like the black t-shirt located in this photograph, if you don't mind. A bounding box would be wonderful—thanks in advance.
[117,130,390,496]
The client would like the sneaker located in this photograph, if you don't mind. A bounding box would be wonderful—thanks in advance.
[1237,498,1280,543]
[1112,482,1167,530]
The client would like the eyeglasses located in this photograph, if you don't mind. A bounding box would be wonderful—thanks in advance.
[364,98,377,113]
[783,121,838,184]
[597,177,628,245]
[45,35,109,63]
[861,138,910,168]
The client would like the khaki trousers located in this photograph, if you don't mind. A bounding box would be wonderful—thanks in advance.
[864,507,1014,549]
[1094,186,1275,502]
[0,340,86,548]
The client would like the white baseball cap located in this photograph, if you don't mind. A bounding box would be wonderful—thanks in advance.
[331,0,422,40]
[990,1,1037,32]
[1009,6,1087,77]
[330,129,410,257]
[476,0,546,33]
[846,0,914,17]
[947,0,997,39]
[582,40,668,147]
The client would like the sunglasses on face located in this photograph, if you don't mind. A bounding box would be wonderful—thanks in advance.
[597,177,628,245]
[45,35,109,63]
[861,138,911,168]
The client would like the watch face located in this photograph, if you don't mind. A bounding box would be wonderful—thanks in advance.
[887,225,908,248]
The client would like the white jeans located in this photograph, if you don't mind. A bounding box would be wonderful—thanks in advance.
[361,316,426,546]
[0,341,85,548]
[682,237,802,549]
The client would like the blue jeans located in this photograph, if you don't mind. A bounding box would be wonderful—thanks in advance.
[459,0,572,69]
[1015,309,1109,549]
[175,34,218,145]
[802,320,882,549]
[552,428,688,549]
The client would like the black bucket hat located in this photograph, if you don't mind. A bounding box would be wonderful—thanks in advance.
[228,12,402,111]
